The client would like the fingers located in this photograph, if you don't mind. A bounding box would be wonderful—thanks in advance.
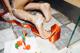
[13,9,43,34]
[13,9,35,23]
[40,3,52,22]
[24,3,52,22]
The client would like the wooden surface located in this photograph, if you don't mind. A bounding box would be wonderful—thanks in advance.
[64,0,80,8]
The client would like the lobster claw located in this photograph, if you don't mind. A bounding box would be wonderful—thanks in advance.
[7,20,23,26]
[7,19,39,36]
[23,24,39,36]
[49,24,61,43]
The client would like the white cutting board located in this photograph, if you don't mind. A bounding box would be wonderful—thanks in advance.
[0,28,16,50]
[4,36,58,53]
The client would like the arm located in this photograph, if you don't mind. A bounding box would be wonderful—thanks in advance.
[1,0,12,13]
[13,0,32,9]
